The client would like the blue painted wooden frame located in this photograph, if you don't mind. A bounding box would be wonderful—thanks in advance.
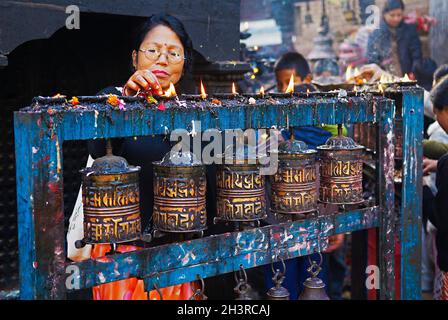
[399,88,424,300]
[13,93,417,299]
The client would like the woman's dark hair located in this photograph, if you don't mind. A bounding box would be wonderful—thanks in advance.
[430,75,448,111]
[133,14,194,73]
[274,52,311,80]
[434,64,448,85]
[383,0,405,14]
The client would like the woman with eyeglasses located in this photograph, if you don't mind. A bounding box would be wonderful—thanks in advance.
[123,15,192,96]
[86,14,198,300]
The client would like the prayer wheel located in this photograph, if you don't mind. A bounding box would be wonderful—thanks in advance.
[317,125,364,204]
[78,142,142,246]
[152,151,207,233]
[216,145,266,222]
[270,139,318,217]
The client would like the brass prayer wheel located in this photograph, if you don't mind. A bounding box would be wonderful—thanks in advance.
[270,139,318,217]
[216,145,266,222]
[317,124,364,205]
[152,151,207,233]
[79,142,142,245]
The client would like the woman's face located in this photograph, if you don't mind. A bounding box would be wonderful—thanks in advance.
[384,8,404,28]
[133,25,185,90]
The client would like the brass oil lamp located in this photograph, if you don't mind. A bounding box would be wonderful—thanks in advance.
[152,151,207,235]
[76,139,142,248]
[270,138,318,218]
[317,124,364,205]
[215,145,266,224]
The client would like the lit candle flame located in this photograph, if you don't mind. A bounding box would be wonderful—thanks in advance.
[306,88,310,96]
[354,86,358,93]
[164,82,177,98]
[345,65,353,82]
[402,73,411,82]
[232,82,238,95]
[285,74,295,93]
[259,86,265,96]
[378,83,385,94]
[200,80,207,99]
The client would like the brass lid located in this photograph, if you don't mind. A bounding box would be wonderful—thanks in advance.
[220,144,264,165]
[153,150,203,167]
[303,276,326,289]
[274,139,317,155]
[267,285,290,299]
[317,124,364,151]
[81,139,140,175]
[85,154,140,174]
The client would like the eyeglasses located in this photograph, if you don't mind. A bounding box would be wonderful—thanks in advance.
[139,47,185,64]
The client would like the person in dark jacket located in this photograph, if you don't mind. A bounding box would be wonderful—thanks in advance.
[429,76,448,300]
[366,0,422,78]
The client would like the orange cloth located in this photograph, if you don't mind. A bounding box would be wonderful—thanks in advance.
[91,244,196,300]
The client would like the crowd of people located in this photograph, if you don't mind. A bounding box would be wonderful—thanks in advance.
[266,0,448,300]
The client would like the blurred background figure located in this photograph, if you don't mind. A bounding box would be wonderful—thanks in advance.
[367,0,422,79]
[313,58,342,84]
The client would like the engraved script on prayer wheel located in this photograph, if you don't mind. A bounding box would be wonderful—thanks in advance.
[216,146,266,222]
[317,125,364,204]
[152,151,207,233]
[80,146,142,245]
[270,139,318,217]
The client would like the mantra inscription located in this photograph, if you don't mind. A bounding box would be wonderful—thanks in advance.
[82,176,142,243]
[271,164,318,215]
[319,158,363,204]
[153,175,207,232]
[216,168,266,221]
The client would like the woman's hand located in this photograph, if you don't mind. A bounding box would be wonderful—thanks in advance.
[358,64,397,83]
[423,158,438,175]
[123,69,164,96]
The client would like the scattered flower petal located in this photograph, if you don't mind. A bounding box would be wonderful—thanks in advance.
[107,94,120,107]
[69,96,79,107]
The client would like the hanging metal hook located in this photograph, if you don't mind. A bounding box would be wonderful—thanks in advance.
[307,252,323,278]
[234,264,248,284]
[189,274,207,300]
[271,257,286,276]
[147,272,163,300]
[271,258,287,286]
[147,282,163,300]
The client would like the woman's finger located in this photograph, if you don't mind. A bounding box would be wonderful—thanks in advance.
[124,80,140,96]
[143,70,163,95]
[133,74,149,90]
